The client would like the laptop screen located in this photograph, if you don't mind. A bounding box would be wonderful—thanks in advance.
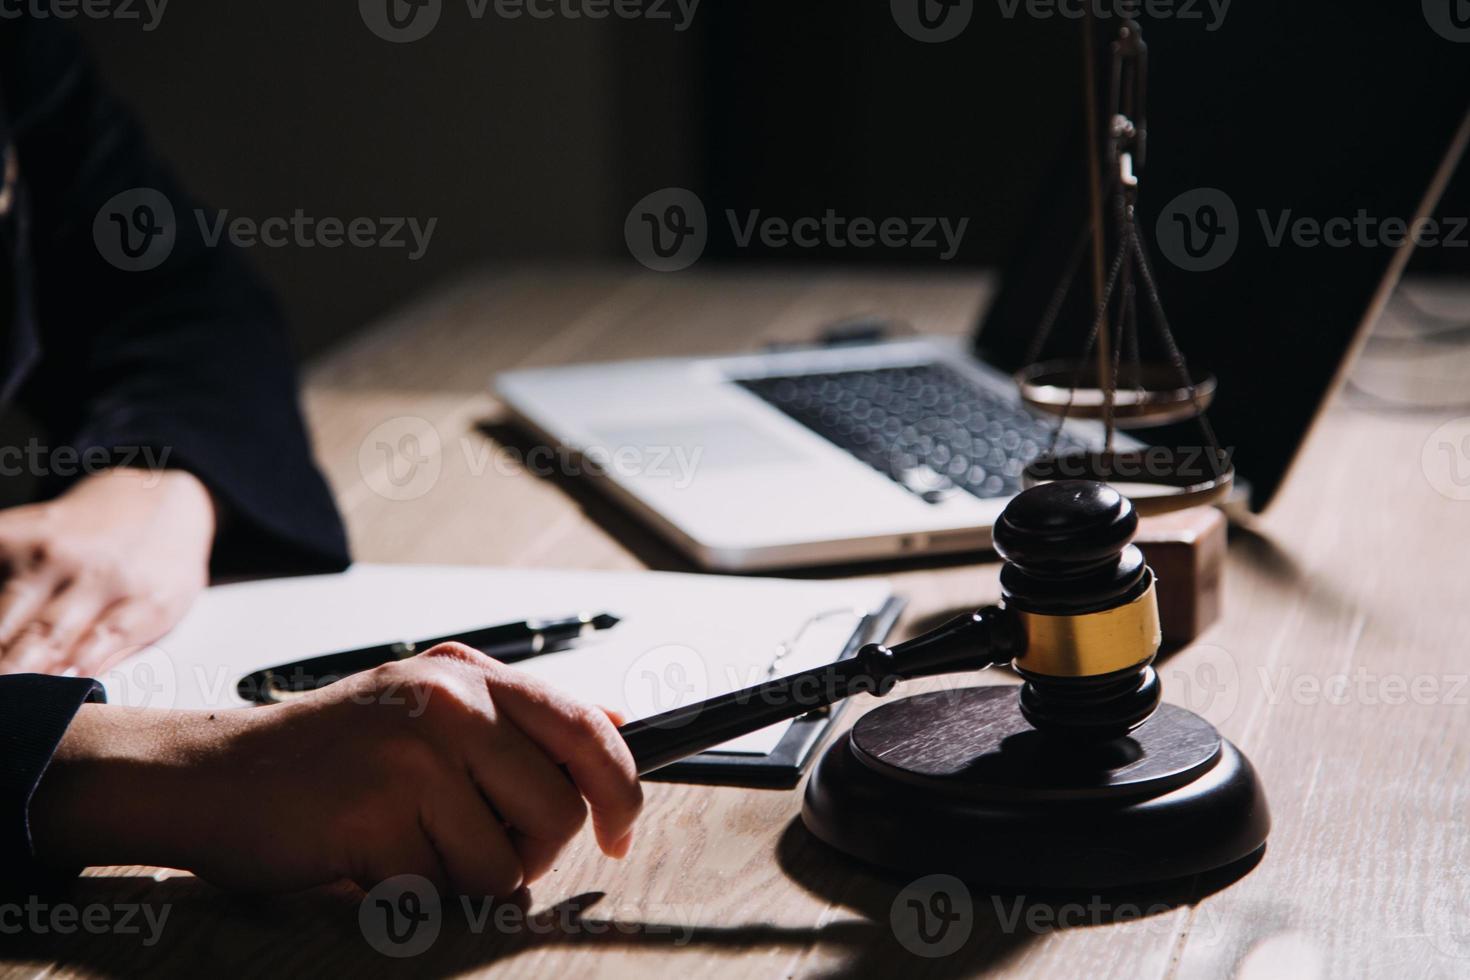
[974,6,1470,510]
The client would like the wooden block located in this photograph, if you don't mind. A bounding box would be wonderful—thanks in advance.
[1135,505,1226,647]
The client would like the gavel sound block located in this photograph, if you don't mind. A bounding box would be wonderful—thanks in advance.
[618,481,1269,888]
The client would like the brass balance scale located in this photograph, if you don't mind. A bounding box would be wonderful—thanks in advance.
[1014,18,1234,516]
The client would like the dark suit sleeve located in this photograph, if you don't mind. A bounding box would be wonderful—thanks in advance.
[0,674,103,890]
[0,20,349,575]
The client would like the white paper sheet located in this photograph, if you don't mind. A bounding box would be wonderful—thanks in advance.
[98,564,893,755]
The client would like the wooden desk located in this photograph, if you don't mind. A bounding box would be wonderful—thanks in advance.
[12,269,1469,978]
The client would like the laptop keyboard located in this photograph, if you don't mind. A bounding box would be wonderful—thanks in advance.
[737,363,1087,503]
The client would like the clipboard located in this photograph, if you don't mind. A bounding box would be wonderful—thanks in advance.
[646,595,906,787]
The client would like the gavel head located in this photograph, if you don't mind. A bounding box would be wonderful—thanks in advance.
[993,480,1163,741]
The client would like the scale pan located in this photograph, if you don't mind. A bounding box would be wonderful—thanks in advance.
[1023,449,1234,516]
[1016,360,1216,428]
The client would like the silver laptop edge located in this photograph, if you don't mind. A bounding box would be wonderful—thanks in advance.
[496,336,1139,571]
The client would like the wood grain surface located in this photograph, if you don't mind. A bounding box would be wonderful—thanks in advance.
[6,267,1467,979]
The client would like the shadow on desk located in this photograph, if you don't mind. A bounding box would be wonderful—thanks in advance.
[0,831,1259,978]
[774,819,1265,977]
[0,871,886,977]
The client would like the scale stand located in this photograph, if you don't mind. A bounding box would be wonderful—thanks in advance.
[1014,17,1234,517]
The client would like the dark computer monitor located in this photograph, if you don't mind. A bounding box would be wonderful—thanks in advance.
[975,5,1470,510]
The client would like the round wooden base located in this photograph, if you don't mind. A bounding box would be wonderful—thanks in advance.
[801,686,1269,888]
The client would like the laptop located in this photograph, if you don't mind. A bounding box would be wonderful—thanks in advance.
[497,9,1470,571]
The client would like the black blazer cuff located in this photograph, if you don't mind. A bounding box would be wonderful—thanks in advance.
[0,674,105,892]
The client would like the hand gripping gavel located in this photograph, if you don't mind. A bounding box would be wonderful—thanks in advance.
[618,480,1164,773]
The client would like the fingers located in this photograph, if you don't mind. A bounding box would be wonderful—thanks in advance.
[461,716,588,883]
[70,598,170,673]
[69,617,130,674]
[484,665,643,859]
[17,581,111,667]
[319,647,645,904]
[356,827,452,898]
[3,581,112,674]
[508,829,565,888]
[2,630,61,674]
[0,575,57,651]
[418,776,526,898]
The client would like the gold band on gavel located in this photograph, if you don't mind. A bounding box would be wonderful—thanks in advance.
[1010,581,1162,678]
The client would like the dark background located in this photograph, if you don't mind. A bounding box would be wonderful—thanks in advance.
[74,2,1470,360]
[75,3,703,357]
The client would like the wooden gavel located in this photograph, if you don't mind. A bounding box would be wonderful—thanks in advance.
[618,480,1165,774]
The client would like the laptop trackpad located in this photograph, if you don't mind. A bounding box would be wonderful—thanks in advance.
[590,419,812,472]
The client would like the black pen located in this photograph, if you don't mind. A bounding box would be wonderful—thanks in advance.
[237,611,620,704]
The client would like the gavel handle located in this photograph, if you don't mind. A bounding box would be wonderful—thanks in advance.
[618,606,1021,774]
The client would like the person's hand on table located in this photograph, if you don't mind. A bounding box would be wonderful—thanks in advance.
[0,467,215,675]
[29,643,644,898]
